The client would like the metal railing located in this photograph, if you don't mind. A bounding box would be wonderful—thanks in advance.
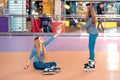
[0,14,120,34]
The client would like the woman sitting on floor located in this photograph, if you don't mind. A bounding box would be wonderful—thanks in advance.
[24,28,61,75]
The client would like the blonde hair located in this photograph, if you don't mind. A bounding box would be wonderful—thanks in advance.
[34,37,46,61]
[86,3,97,25]
[34,37,40,61]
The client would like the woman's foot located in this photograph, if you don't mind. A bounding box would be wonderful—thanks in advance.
[43,68,55,75]
[50,66,61,72]
[84,60,95,71]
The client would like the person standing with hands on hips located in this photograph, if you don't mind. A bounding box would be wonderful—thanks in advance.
[74,3,98,71]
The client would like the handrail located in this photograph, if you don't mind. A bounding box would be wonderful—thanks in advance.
[1,14,120,18]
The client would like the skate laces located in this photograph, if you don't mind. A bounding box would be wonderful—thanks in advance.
[88,60,95,67]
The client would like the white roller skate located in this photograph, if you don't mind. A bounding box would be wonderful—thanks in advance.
[43,68,55,75]
[84,60,95,71]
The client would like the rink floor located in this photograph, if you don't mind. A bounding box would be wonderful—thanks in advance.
[0,35,120,80]
[0,51,120,80]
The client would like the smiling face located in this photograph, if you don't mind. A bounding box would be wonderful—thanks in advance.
[34,36,45,48]
[39,37,44,44]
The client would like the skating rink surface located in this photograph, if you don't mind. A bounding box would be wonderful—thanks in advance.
[0,51,120,80]
[0,36,120,80]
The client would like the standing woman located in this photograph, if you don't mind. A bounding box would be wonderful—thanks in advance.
[74,3,98,70]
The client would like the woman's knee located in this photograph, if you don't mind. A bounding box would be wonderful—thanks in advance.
[51,62,57,66]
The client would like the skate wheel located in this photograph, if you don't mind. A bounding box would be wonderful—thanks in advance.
[84,68,95,72]
[43,72,56,75]
[54,67,61,73]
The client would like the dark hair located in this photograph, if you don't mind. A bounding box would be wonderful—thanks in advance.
[34,36,39,41]
[97,2,104,8]
[86,3,93,6]
[86,3,90,6]
[99,2,104,5]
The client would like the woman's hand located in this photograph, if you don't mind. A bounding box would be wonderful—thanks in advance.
[24,65,29,69]
[53,26,62,38]
[56,26,62,34]
[73,19,78,23]
[24,60,31,69]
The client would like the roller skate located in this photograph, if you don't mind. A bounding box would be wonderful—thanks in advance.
[50,66,61,72]
[84,60,95,71]
[43,68,55,75]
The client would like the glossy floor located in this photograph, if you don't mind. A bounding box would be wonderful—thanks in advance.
[0,51,120,80]
[0,35,120,80]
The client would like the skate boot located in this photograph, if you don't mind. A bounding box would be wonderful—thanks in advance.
[84,60,95,71]
[50,66,61,72]
[43,68,55,75]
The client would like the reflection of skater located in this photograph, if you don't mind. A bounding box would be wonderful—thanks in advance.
[97,3,104,32]
[24,29,61,74]
[74,3,98,71]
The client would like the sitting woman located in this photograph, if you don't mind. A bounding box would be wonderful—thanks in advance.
[24,29,61,75]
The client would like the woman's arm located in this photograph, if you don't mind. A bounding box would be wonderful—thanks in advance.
[24,60,31,69]
[74,18,92,28]
[53,28,61,38]
[24,48,35,69]
[44,28,62,46]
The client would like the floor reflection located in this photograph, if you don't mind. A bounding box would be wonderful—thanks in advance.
[107,43,120,71]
